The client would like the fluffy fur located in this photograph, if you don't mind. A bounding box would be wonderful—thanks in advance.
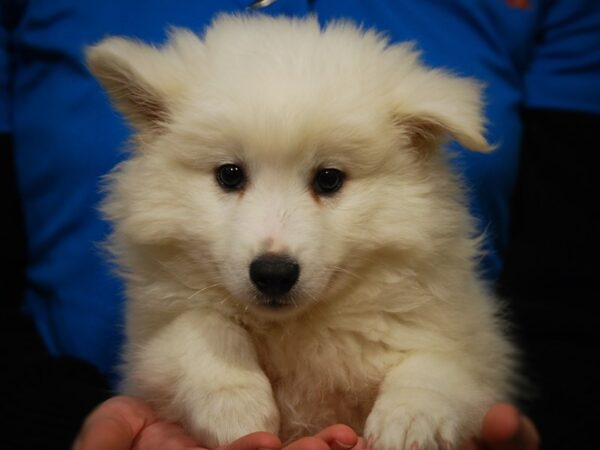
[87,14,516,450]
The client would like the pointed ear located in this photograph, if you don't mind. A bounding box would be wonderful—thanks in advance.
[393,68,492,154]
[86,30,202,132]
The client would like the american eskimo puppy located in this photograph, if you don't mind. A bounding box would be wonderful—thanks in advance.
[87,14,516,450]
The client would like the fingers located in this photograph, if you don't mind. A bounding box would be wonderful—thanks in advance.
[461,404,540,450]
[74,398,361,450]
[74,395,205,450]
[220,432,282,450]
[279,425,359,450]
[282,436,332,450]
[504,416,540,450]
[73,396,156,450]
[314,424,358,450]
[132,421,201,450]
[480,404,521,446]
[482,403,540,450]
[219,426,359,450]
[73,414,135,450]
[349,437,368,450]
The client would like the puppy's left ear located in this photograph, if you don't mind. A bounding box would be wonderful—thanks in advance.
[393,68,492,153]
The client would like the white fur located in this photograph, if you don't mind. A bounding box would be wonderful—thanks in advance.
[87,15,516,450]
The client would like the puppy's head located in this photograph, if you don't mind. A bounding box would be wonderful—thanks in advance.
[88,15,490,319]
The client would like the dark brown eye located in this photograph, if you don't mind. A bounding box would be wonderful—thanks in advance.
[216,164,246,191]
[313,168,345,195]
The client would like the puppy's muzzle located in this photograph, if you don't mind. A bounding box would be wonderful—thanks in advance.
[250,253,300,302]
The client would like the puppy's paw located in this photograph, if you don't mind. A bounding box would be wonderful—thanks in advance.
[184,387,280,448]
[365,389,470,450]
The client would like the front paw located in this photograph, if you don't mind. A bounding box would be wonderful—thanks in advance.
[185,387,280,448]
[365,389,475,450]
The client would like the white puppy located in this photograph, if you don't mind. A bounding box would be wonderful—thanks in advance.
[87,14,517,450]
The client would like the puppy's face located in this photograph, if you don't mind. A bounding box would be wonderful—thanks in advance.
[88,16,489,319]
[163,98,400,316]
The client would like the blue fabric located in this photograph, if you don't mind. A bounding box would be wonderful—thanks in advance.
[2,0,600,382]
[524,1,600,113]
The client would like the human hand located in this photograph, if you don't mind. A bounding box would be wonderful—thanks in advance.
[460,404,540,450]
[73,395,362,450]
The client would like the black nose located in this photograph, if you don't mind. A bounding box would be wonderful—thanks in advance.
[249,254,300,298]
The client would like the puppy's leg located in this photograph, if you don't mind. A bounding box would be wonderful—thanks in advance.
[124,310,279,448]
[365,353,493,450]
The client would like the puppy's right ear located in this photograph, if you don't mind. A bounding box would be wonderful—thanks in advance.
[86,31,201,133]
[86,38,169,132]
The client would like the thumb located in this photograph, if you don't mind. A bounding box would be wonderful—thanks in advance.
[73,396,157,450]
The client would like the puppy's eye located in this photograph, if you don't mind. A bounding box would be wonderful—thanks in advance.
[313,168,345,196]
[216,164,246,191]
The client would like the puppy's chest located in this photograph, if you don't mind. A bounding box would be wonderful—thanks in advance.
[251,326,399,439]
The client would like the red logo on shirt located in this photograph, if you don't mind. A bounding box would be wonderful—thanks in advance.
[506,0,530,9]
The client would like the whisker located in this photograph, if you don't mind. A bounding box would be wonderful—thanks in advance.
[187,282,223,300]
[218,294,233,306]
[330,264,364,281]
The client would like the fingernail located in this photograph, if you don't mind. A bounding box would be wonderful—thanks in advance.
[334,440,355,449]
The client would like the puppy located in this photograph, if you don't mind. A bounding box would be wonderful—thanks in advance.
[87,14,517,450]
